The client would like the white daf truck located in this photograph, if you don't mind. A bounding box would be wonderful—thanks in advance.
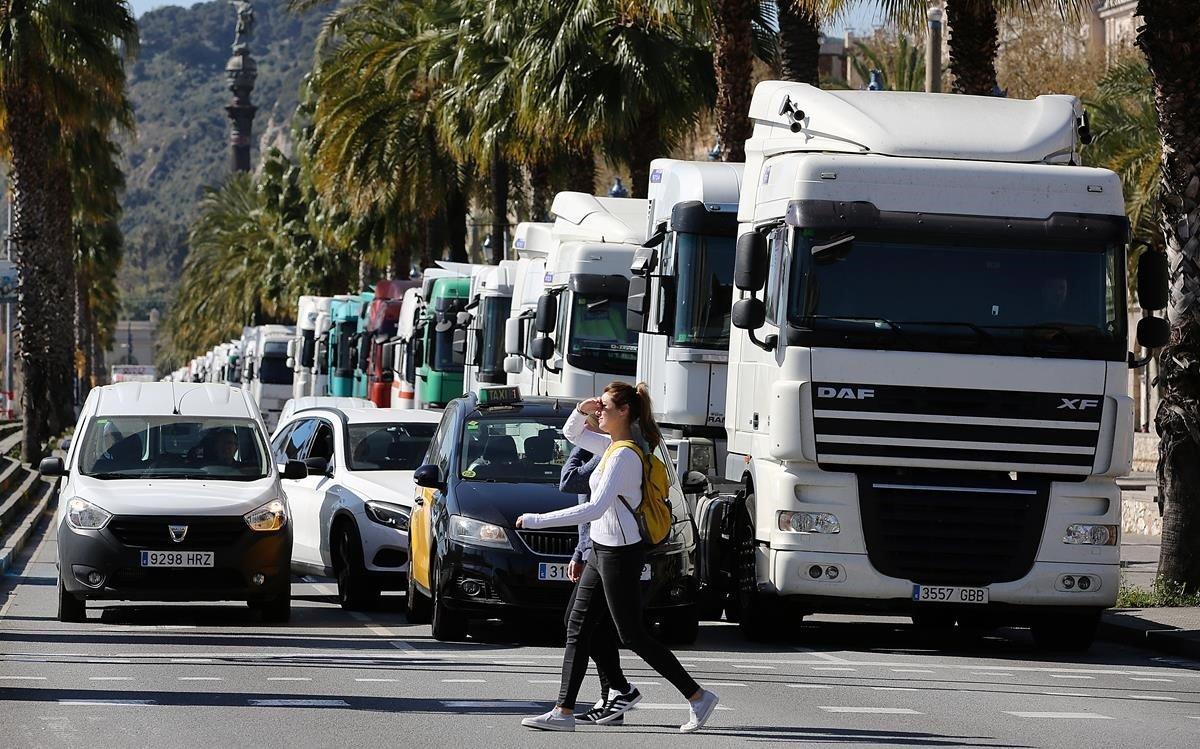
[289,295,331,400]
[525,193,645,398]
[462,261,518,394]
[245,324,296,432]
[715,82,1168,650]
[502,221,555,392]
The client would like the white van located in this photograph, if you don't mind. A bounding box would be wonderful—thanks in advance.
[42,382,307,623]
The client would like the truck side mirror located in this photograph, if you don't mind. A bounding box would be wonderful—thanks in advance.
[626,275,648,333]
[535,294,557,334]
[452,327,468,357]
[734,232,768,291]
[1137,316,1170,350]
[456,310,472,327]
[503,354,524,374]
[1137,250,1168,311]
[732,298,766,330]
[530,336,555,361]
[504,317,523,355]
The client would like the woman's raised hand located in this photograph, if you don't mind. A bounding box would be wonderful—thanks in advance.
[578,397,603,416]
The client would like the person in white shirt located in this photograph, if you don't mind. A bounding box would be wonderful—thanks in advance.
[516,381,719,733]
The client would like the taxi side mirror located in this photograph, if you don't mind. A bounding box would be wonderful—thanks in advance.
[414,463,445,491]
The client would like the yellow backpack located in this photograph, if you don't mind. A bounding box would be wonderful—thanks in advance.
[599,440,673,546]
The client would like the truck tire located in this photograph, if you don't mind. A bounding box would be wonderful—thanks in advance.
[1031,609,1100,653]
[57,577,86,623]
[335,522,380,610]
[733,491,778,641]
[430,561,468,641]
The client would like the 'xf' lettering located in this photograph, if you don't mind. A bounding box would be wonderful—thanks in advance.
[1058,398,1100,410]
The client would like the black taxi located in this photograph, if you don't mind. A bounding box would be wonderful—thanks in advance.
[406,386,699,641]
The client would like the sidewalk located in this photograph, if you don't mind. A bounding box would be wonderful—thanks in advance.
[1102,533,1200,660]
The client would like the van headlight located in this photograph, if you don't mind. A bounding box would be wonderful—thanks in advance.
[244,499,288,532]
[65,498,112,531]
[448,514,510,549]
[365,501,410,531]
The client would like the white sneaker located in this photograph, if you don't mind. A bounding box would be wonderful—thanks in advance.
[680,690,719,733]
[521,709,576,732]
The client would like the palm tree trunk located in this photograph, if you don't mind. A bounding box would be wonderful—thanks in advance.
[1139,0,1200,592]
[489,148,509,263]
[389,231,411,280]
[75,263,90,404]
[712,0,755,162]
[529,159,552,222]
[563,147,596,195]
[945,0,999,96]
[777,2,821,86]
[48,162,76,430]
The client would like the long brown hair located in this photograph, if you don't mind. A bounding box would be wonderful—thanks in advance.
[604,381,663,450]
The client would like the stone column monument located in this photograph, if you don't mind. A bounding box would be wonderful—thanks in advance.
[225,1,258,173]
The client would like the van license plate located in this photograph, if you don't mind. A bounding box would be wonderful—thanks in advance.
[537,563,651,581]
[912,585,988,604]
[140,551,214,568]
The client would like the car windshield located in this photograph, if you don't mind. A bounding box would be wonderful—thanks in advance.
[787,231,1126,360]
[567,294,637,375]
[672,232,735,349]
[347,422,437,471]
[459,413,571,483]
[78,416,269,481]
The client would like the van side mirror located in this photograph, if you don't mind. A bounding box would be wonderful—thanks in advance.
[1137,316,1170,350]
[303,456,331,476]
[282,460,308,480]
[414,463,445,490]
[530,336,555,362]
[39,457,64,477]
[1137,250,1168,311]
[734,232,768,291]
[503,354,524,374]
[732,298,767,330]
[535,294,558,334]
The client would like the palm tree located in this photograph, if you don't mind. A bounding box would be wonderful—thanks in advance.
[1136,0,1200,592]
[0,0,138,460]
[848,34,925,92]
[778,1,823,85]
[712,0,756,162]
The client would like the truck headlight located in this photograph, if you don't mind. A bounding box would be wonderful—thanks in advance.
[365,501,410,531]
[688,442,714,475]
[65,498,112,531]
[778,511,840,534]
[448,514,510,549]
[1062,524,1117,546]
[244,498,288,532]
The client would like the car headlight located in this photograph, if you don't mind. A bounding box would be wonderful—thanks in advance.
[778,511,840,534]
[244,498,288,532]
[448,514,510,549]
[365,501,410,531]
[65,498,112,531]
[1063,524,1117,546]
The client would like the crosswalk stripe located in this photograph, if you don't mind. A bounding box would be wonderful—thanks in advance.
[1126,695,1178,701]
[250,699,350,707]
[819,707,922,715]
[60,699,155,706]
[1005,712,1113,719]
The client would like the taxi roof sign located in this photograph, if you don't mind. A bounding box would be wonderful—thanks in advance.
[477,385,522,407]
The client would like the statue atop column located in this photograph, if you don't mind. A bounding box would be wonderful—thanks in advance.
[231,0,255,52]
[225,0,257,172]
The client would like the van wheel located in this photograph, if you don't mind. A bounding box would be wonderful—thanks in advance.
[733,492,777,641]
[335,523,379,610]
[57,577,86,623]
[253,591,291,624]
[406,563,432,624]
[1031,609,1100,653]
[430,561,468,641]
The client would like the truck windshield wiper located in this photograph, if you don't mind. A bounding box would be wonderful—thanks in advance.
[803,315,908,339]
[898,320,996,347]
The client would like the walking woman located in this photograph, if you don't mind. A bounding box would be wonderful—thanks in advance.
[516,382,718,733]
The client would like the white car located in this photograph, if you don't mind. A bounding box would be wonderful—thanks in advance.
[272,406,440,609]
[275,396,375,438]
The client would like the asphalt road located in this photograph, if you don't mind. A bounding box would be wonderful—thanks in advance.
[2,518,1198,748]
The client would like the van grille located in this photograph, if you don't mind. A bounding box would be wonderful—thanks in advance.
[110,567,246,590]
[517,530,579,557]
[107,516,248,549]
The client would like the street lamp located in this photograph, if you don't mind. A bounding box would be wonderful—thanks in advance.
[926,4,943,94]
[608,177,629,198]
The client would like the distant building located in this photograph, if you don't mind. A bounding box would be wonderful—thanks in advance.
[1089,0,1140,60]
[104,313,159,382]
[819,35,847,83]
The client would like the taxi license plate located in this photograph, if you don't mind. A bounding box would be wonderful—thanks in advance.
[140,550,214,568]
[912,585,988,604]
[538,563,651,582]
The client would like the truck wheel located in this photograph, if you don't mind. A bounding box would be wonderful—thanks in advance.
[57,577,86,623]
[1031,610,1100,653]
[405,550,432,624]
[430,562,468,641]
[734,492,778,641]
[335,523,380,610]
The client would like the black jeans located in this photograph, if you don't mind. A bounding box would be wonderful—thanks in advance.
[564,573,620,700]
[556,542,700,710]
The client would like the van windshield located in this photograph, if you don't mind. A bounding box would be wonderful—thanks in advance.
[78,416,270,481]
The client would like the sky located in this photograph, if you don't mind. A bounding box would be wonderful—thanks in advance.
[129,1,888,34]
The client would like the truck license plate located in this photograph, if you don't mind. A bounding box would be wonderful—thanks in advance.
[537,563,651,581]
[140,550,214,568]
[912,585,988,604]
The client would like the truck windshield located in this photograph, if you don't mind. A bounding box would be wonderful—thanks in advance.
[78,416,269,481]
[460,414,570,483]
[431,325,464,372]
[673,232,735,349]
[334,321,356,375]
[567,294,637,375]
[787,232,1126,360]
[479,296,512,379]
[347,422,437,471]
[258,355,293,385]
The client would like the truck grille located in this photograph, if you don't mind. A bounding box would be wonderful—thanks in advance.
[812,382,1103,476]
[858,476,1049,587]
[107,517,248,549]
[517,530,579,557]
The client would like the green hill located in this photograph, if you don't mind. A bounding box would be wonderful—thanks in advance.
[121,0,321,319]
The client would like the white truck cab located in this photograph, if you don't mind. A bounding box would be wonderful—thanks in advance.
[463,260,518,393]
[502,222,555,392]
[245,324,296,432]
[289,296,330,400]
[714,82,1169,649]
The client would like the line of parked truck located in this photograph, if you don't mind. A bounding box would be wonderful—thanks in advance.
[162,81,1173,649]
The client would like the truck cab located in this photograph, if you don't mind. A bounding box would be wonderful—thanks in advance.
[525,193,645,398]
[629,159,743,483]
[246,324,295,432]
[362,280,421,407]
[502,222,554,392]
[415,275,471,408]
[463,261,518,394]
[716,82,1169,649]
[326,295,365,397]
[289,296,330,400]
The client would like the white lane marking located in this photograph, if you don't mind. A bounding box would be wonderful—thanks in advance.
[528,679,559,684]
[355,678,397,683]
[0,675,47,680]
[178,677,223,681]
[312,583,338,597]
[819,707,922,715]
[494,661,536,666]
[170,658,215,663]
[704,682,747,687]
[60,700,155,706]
[1046,692,1090,697]
[1049,675,1094,680]
[390,641,417,653]
[732,664,775,670]
[1005,712,1113,720]
[871,687,917,692]
[441,700,543,709]
[787,684,834,689]
[250,699,350,707]
[973,672,1014,677]
[812,667,857,672]
[1126,695,1179,701]
[85,659,132,664]
[266,677,312,682]
[88,677,133,681]
[792,646,850,663]
[1130,677,1174,683]
[891,669,934,674]
[634,704,733,711]
[442,679,486,683]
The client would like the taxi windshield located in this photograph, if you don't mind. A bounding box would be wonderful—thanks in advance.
[459,412,570,483]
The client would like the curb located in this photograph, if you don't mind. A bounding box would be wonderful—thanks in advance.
[1097,613,1200,661]
[0,479,56,577]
